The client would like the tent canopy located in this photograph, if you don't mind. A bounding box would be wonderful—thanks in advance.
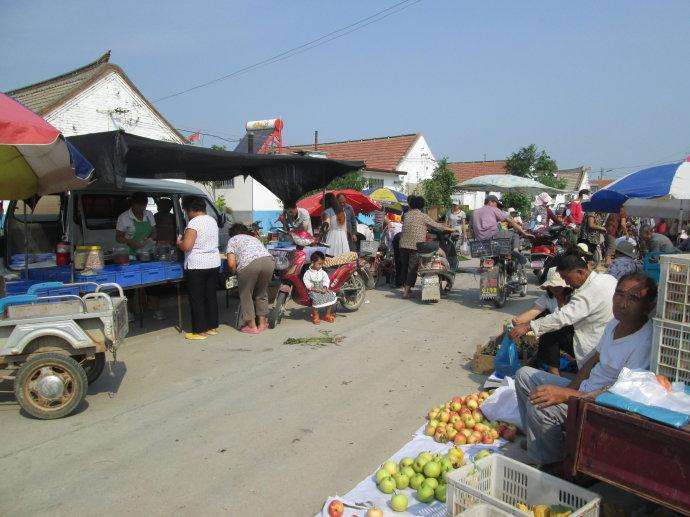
[455,174,567,195]
[67,130,363,203]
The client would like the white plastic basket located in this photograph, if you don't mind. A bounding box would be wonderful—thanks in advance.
[445,455,600,517]
[458,503,513,516]
[359,240,380,256]
[651,318,690,385]
[656,254,690,324]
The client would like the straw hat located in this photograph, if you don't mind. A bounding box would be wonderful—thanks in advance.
[577,242,593,257]
[540,267,568,289]
[615,238,638,259]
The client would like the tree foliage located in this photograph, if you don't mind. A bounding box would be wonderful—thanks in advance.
[505,144,566,190]
[326,170,366,191]
[422,158,457,211]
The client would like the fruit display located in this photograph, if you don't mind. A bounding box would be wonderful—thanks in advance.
[423,392,518,444]
[374,448,464,510]
[327,499,344,517]
[514,502,573,516]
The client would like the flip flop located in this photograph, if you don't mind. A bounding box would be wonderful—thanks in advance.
[240,326,261,334]
[185,332,208,340]
[205,329,219,336]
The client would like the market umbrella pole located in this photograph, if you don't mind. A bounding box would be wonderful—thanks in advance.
[23,202,28,279]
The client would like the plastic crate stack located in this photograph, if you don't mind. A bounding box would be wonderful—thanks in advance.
[652,254,690,385]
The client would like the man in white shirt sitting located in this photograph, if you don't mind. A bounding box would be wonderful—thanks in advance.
[515,271,657,467]
[510,254,618,368]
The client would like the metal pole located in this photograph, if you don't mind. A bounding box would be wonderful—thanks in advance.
[314,130,319,150]
[23,201,28,279]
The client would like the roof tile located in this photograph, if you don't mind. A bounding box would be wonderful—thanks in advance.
[285,134,418,173]
[448,160,507,184]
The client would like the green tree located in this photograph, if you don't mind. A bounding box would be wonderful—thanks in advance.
[422,158,457,211]
[326,170,366,191]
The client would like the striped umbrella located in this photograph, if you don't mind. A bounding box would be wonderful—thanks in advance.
[0,93,92,199]
[362,187,407,210]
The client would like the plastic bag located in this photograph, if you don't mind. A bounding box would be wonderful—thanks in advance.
[459,240,470,257]
[494,332,520,379]
[479,376,523,430]
[610,368,690,415]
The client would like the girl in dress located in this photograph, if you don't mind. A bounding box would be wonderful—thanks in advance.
[303,251,337,324]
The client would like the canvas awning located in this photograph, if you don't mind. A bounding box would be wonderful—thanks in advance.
[67,130,363,203]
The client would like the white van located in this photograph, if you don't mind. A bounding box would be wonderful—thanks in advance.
[3,178,231,269]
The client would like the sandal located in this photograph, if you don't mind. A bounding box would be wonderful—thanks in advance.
[311,312,321,325]
[240,326,261,334]
[205,328,219,336]
[185,332,208,340]
[323,314,335,323]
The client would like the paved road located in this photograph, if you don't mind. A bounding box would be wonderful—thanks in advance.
[0,266,537,516]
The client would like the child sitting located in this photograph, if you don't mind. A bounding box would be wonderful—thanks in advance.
[303,251,337,324]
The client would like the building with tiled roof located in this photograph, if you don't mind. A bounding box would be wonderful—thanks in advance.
[448,160,507,184]
[5,51,185,143]
[555,166,591,193]
[590,178,613,193]
[285,133,436,191]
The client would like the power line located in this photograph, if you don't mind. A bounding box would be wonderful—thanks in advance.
[601,148,690,175]
[176,128,241,144]
[153,0,422,103]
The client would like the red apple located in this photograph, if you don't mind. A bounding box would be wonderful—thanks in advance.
[472,410,484,423]
[440,411,451,423]
[459,407,472,416]
[461,429,473,438]
[450,401,462,412]
[424,424,436,437]
[453,420,465,432]
[501,429,517,441]
[454,433,467,445]
[467,434,479,445]
[451,396,464,405]
[466,399,479,410]
[482,435,494,444]
[328,500,344,517]
[446,427,458,440]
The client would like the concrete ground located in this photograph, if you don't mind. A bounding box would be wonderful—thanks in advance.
[0,266,656,516]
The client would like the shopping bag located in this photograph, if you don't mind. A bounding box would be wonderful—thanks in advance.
[494,331,520,379]
[480,376,523,430]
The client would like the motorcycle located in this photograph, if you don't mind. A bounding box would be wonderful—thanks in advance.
[529,224,572,282]
[357,240,383,289]
[470,235,527,308]
[416,231,456,302]
[268,232,367,328]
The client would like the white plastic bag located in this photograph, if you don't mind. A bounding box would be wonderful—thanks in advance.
[610,368,690,415]
[479,376,524,430]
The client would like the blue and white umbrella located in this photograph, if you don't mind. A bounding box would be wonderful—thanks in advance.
[455,174,567,195]
[583,159,690,217]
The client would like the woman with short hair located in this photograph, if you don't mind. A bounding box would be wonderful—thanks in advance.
[177,195,220,340]
[226,223,275,334]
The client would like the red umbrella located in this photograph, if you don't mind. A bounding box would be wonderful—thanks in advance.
[297,189,380,217]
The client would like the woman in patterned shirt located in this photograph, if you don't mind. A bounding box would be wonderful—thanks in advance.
[399,196,454,299]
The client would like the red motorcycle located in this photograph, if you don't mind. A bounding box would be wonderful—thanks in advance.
[268,232,367,328]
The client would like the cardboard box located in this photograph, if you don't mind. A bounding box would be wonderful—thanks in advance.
[471,342,496,375]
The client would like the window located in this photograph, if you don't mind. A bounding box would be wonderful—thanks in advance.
[76,194,134,230]
[13,195,61,222]
[367,178,384,189]
[216,179,234,188]
[8,195,64,258]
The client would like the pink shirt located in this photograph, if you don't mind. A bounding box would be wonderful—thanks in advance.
[471,205,508,240]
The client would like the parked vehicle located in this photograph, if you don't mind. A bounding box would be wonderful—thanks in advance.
[529,224,571,282]
[470,236,527,308]
[268,232,366,328]
[416,239,455,302]
[0,282,128,419]
[357,240,383,289]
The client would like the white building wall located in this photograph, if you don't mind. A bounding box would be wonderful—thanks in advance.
[397,135,436,190]
[45,72,184,143]
[363,170,404,190]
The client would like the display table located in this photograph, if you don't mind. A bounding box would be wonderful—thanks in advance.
[564,398,690,515]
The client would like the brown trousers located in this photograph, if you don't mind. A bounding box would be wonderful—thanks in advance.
[237,256,275,323]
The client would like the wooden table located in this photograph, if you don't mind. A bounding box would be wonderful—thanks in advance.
[564,398,690,515]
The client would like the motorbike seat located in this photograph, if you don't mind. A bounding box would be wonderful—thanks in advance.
[323,251,358,268]
[416,241,439,254]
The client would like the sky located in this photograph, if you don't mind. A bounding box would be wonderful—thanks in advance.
[2,0,689,179]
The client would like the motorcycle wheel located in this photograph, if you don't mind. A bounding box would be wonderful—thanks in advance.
[493,268,508,308]
[268,291,288,329]
[339,272,366,311]
[359,265,375,290]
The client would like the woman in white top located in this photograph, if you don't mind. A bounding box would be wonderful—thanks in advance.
[321,193,350,256]
[512,268,575,375]
[177,196,221,340]
[226,223,274,334]
[115,191,157,253]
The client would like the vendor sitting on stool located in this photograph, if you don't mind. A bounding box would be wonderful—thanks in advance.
[154,197,176,244]
[511,268,574,376]
[515,272,655,469]
[116,191,157,253]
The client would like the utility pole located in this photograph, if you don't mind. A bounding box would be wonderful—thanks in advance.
[314,130,319,150]
[599,167,604,180]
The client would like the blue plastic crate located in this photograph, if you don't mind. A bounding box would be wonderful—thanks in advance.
[42,266,71,282]
[104,264,142,288]
[164,262,183,280]
[140,262,166,284]
[75,271,117,292]
[5,280,37,295]
[48,286,81,297]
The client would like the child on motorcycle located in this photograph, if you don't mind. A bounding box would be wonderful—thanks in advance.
[303,251,337,324]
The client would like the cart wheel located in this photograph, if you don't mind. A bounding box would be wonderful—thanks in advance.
[268,291,288,329]
[80,352,106,384]
[14,353,88,420]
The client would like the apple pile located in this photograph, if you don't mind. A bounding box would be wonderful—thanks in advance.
[374,448,464,509]
[424,392,518,445]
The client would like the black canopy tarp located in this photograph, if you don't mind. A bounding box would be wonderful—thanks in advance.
[67,131,363,203]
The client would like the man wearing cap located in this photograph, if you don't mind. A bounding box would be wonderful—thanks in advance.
[608,237,643,280]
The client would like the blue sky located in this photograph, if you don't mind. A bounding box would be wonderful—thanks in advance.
[2,0,689,178]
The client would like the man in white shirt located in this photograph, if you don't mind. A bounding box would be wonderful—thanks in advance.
[282,202,313,235]
[515,272,656,466]
[510,254,618,367]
